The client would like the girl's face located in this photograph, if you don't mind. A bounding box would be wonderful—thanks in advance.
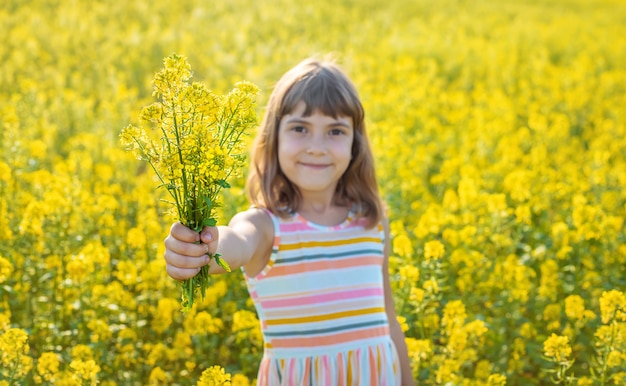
[277,101,354,201]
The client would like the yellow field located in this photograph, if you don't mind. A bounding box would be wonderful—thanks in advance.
[1,0,625,384]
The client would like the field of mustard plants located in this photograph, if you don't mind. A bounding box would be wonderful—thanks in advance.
[1,0,625,385]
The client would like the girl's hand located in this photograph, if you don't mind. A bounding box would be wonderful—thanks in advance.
[163,222,219,280]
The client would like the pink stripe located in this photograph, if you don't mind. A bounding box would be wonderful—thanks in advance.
[289,358,296,386]
[281,222,310,232]
[270,326,390,348]
[323,356,331,385]
[261,287,384,309]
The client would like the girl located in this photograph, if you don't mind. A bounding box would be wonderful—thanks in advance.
[164,57,414,386]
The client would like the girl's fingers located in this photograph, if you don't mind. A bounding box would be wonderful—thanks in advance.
[166,264,201,281]
[170,222,201,243]
[200,226,219,255]
[164,232,209,257]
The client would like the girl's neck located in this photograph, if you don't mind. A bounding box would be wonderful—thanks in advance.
[298,202,350,227]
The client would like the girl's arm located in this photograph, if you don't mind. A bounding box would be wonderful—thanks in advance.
[164,207,273,280]
[382,217,416,386]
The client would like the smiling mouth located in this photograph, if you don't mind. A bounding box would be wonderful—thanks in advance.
[300,163,330,169]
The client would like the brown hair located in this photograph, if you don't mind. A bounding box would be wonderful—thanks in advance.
[246,57,383,227]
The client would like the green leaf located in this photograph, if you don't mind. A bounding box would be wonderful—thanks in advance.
[216,179,231,188]
[214,254,231,272]
[203,218,217,227]
[203,196,212,210]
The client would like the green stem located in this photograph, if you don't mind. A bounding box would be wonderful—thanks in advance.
[599,319,617,386]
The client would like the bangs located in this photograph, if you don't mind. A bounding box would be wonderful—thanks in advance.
[279,66,364,124]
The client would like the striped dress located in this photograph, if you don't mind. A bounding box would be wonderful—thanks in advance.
[243,210,401,386]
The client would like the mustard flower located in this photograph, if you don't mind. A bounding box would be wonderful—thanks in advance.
[406,338,432,363]
[126,226,147,249]
[232,310,262,345]
[487,374,507,386]
[87,319,112,343]
[152,298,181,333]
[0,313,10,332]
[424,239,445,260]
[410,287,425,304]
[231,374,251,386]
[184,311,224,336]
[464,319,488,338]
[121,54,258,311]
[0,328,33,379]
[70,359,101,385]
[71,344,94,362]
[148,366,169,384]
[0,255,13,284]
[36,352,60,382]
[606,351,624,368]
[599,290,626,324]
[564,294,586,320]
[145,343,167,367]
[543,333,572,362]
[114,260,139,286]
[0,161,11,183]
[398,264,419,287]
[393,233,413,257]
[442,300,467,333]
[197,365,232,386]
[397,315,409,332]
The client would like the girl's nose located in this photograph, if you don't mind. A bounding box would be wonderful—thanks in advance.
[306,134,327,154]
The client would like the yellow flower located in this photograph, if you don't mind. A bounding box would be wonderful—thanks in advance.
[606,351,623,368]
[232,310,262,345]
[599,290,626,324]
[152,298,181,333]
[231,373,251,386]
[66,256,95,284]
[71,344,94,361]
[487,373,507,386]
[184,311,223,336]
[410,287,425,304]
[564,294,586,320]
[0,313,10,332]
[0,161,11,183]
[0,255,13,284]
[70,359,101,384]
[405,337,432,363]
[392,233,413,257]
[36,352,60,382]
[148,367,169,384]
[397,315,409,332]
[464,319,488,338]
[197,365,232,386]
[520,322,536,339]
[126,226,147,249]
[0,328,32,378]
[398,264,419,287]
[543,333,572,362]
[87,319,112,343]
[577,376,594,386]
[424,240,445,260]
[423,277,439,294]
[514,204,531,225]
[114,260,139,286]
[474,359,491,379]
[442,301,468,341]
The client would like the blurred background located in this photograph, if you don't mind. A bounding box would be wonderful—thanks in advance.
[1,0,625,384]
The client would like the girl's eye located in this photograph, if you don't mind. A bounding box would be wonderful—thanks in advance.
[330,128,345,136]
[292,126,306,133]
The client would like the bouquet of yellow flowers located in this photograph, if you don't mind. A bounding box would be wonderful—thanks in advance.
[120,53,258,311]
